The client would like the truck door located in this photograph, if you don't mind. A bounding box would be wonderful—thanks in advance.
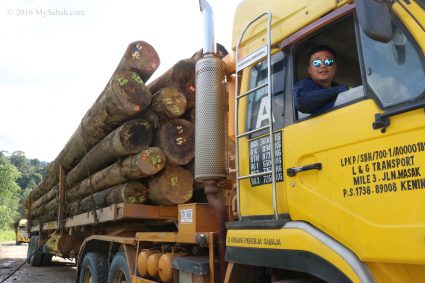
[285,5,425,264]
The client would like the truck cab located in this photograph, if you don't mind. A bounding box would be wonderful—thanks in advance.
[16,219,29,245]
[225,0,425,282]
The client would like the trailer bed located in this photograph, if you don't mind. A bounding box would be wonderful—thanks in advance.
[30,203,177,232]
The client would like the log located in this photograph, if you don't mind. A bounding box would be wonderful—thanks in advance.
[66,147,166,202]
[114,41,160,82]
[30,70,154,201]
[157,119,194,166]
[41,210,56,223]
[65,118,153,189]
[148,58,196,109]
[151,87,187,120]
[140,109,160,129]
[148,166,193,205]
[67,182,148,216]
[33,196,57,217]
[105,182,148,205]
[31,184,57,211]
[182,108,195,124]
[183,160,204,191]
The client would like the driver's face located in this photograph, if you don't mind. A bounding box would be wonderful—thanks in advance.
[308,50,337,88]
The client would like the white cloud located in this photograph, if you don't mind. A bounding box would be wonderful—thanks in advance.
[0,0,241,161]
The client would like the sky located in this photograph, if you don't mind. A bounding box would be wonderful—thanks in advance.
[0,0,242,161]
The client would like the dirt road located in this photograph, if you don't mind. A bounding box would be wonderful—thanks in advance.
[0,242,76,283]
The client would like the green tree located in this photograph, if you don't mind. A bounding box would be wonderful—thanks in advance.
[0,162,21,229]
[0,150,47,222]
[9,151,27,171]
[0,150,9,165]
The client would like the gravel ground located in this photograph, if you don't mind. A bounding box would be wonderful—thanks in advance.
[0,242,76,283]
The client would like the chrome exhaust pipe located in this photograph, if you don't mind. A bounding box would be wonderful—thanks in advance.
[199,0,216,55]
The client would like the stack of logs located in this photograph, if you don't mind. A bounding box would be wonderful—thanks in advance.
[29,41,200,222]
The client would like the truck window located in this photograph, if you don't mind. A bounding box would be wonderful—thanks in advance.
[246,51,285,135]
[293,15,363,119]
[359,20,425,107]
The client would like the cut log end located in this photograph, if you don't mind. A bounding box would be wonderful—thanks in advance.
[148,166,193,205]
[158,119,194,166]
[117,41,160,83]
[106,181,148,205]
[152,87,187,120]
[120,119,153,152]
[135,147,167,176]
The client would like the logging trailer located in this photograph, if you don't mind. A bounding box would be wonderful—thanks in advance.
[26,0,425,282]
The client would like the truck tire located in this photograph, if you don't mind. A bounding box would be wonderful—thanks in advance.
[79,252,108,283]
[41,253,53,266]
[108,252,130,283]
[29,236,43,266]
[27,237,34,264]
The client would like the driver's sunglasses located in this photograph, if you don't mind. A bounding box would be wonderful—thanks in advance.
[311,58,335,67]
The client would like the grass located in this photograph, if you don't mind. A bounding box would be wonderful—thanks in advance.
[0,229,15,243]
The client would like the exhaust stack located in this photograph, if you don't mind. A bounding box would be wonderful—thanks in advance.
[198,0,216,55]
[196,1,228,282]
[195,0,226,182]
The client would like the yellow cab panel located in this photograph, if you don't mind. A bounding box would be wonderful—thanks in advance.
[234,0,352,219]
[229,0,425,281]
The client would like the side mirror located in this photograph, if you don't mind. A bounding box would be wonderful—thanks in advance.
[356,0,394,43]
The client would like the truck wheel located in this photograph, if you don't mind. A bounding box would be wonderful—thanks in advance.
[79,252,108,283]
[108,252,130,283]
[27,237,34,264]
[30,236,43,266]
[41,253,53,266]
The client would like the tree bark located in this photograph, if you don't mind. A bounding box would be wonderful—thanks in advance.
[148,166,193,205]
[67,182,148,216]
[33,196,57,217]
[148,58,196,109]
[31,184,57,211]
[66,147,166,202]
[157,119,194,166]
[30,70,154,201]
[65,118,153,189]
[151,87,187,120]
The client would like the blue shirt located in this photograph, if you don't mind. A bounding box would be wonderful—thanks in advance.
[294,78,349,114]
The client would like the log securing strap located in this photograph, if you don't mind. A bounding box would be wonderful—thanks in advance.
[80,122,99,225]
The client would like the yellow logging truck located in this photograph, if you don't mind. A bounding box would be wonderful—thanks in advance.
[15,219,29,245]
[27,0,425,282]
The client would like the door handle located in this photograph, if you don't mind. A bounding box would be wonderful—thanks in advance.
[286,163,322,177]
